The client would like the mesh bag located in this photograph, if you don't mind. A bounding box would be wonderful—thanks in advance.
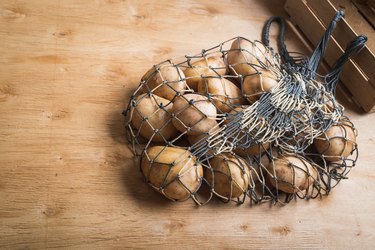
[124,11,365,205]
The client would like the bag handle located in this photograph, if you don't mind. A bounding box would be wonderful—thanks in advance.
[262,11,367,94]
[325,35,367,94]
[306,10,345,78]
[262,16,294,65]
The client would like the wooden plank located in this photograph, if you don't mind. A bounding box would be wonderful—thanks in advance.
[1,0,375,249]
[352,0,375,27]
[306,0,375,84]
[285,19,361,111]
[331,0,375,51]
[286,20,362,112]
[285,0,375,112]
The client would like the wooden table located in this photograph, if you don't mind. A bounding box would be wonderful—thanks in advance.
[1,0,374,248]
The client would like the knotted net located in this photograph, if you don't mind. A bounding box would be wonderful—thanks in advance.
[124,11,364,205]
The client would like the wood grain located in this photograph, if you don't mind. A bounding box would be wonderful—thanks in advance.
[285,0,375,112]
[306,0,375,83]
[0,0,374,249]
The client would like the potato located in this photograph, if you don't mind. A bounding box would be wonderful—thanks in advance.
[188,133,207,146]
[172,93,218,135]
[184,56,227,91]
[234,142,270,157]
[141,64,186,101]
[314,118,356,161]
[227,38,270,76]
[246,154,270,183]
[242,69,278,103]
[205,153,250,198]
[141,146,203,201]
[130,94,179,142]
[267,155,317,193]
[187,126,220,146]
[243,155,270,186]
[197,77,246,112]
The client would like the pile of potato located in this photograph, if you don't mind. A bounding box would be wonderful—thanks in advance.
[126,37,358,204]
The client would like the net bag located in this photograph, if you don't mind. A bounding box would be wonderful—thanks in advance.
[124,11,365,205]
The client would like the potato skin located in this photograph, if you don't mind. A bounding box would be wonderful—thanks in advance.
[314,119,356,161]
[242,70,278,103]
[187,133,208,146]
[267,155,317,193]
[234,142,270,157]
[227,38,270,76]
[247,154,270,183]
[184,56,227,91]
[172,93,218,135]
[141,146,203,201]
[187,127,219,146]
[205,153,250,198]
[130,94,179,142]
[141,64,186,101]
[197,77,246,113]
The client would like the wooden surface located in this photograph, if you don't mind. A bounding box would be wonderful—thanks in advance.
[1,0,375,249]
[285,0,375,112]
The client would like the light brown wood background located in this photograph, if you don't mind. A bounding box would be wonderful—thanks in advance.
[1,0,374,249]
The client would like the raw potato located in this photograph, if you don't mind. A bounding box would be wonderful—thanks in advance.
[187,126,220,146]
[184,56,227,91]
[314,118,356,161]
[227,38,270,76]
[188,133,208,146]
[172,93,218,135]
[234,142,270,157]
[141,64,186,101]
[246,154,269,183]
[205,153,250,198]
[130,94,179,142]
[141,146,203,201]
[242,69,278,103]
[267,155,317,193]
[197,77,246,112]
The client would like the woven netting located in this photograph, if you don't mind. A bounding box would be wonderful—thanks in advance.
[124,11,364,205]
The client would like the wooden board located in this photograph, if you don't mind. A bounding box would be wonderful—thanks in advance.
[1,0,375,249]
[306,0,375,86]
[285,0,375,112]
[352,0,375,27]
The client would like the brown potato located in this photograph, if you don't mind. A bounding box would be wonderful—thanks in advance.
[205,153,250,198]
[197,77,247,112]
[184,56,227,91]
[172,93,218,135]
[141,146,203,201]
[242,69,278,103]
[187,126,220,146]
[267,155,317,193]
[253,154,270,183]
[314,118,356,161]
[227,38,270,76]
[141,64,186,101]
[187,133,207,146]
[130,94,179,142]
[234,142,270,157]
[244,154,270,184]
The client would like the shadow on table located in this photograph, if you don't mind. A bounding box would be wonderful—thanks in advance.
[120,161,179,207]
[106,88,172,207]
